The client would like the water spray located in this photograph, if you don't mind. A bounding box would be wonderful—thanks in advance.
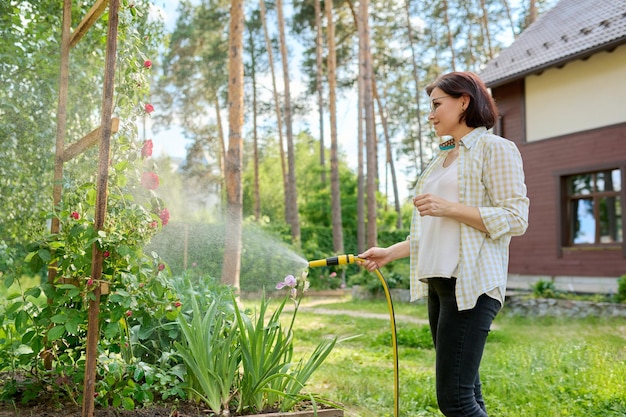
[307,255,400,417]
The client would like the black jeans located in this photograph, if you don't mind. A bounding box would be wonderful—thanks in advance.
[427,278,501,417]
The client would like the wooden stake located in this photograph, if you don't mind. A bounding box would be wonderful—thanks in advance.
[70,0,109,49]
[82,0,119,415]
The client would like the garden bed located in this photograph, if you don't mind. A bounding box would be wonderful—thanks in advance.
[0,401,343,417]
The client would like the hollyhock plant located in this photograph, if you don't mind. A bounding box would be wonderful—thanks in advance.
[141,139,153,158]
[144,103,154,114]
[140,172,159,190]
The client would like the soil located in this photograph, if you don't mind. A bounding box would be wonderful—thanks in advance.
[0,400,207,417]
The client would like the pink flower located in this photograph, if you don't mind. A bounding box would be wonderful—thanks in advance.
[158,263,165,271]
[174,301,182,308]
[141,139,153,158]
[276,275,297,290]
[103,251,110,258]
[141,172,159,190]
[150,220,158,228]
[330,272,337,278]
[70,211,80,220]
[143,59,152,69]
[87,278,94,286]
[159,208,170,226]
[125,310,132,317]
[144,103,154,114]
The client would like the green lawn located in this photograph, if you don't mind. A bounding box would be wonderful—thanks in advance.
[287,298,626,417]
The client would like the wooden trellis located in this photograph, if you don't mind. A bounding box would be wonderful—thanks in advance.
[50,1,120,416]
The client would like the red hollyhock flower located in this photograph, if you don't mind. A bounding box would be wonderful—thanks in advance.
[144,103,154,114]
[141,172,159,190]
[143,59,152,69]
[141,139,153,158]
[159,208,170,226]
[70,211,80,220]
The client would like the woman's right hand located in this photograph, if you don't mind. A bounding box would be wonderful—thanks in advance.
[358,247,390,271]
[358,240,411,271]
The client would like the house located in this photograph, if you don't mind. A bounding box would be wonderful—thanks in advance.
[480,0,626,294]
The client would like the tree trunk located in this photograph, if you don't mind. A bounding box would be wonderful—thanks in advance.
[356,22,366,254]
[500,0,517,40]
[324,0,344,254]
[259,0,289,223]
[372,80,402,229]
[221,0,245,291]
[213,92,226,198]
[276,0,301,244]
[404,0,425,174]
[359,0,377,247]
[442,0,456,71]
[247,27,261,222]
[479,0,494,59]
[314,0,326,185]
[527,0,538,27]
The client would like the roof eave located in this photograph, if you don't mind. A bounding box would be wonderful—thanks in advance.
[484,37,626,89]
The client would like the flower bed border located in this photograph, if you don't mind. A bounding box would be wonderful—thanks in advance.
[248,409,343,417]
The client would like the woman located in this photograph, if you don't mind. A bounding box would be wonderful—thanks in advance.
[359,71,529,417]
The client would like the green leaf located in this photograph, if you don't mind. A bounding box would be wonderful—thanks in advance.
[38,248,51,262]
[24,286,41,298]
[87,188,97,206]
[51,313,67,324]
[15,310,30,333]
[48,325,66,341]
[3,274,14,287]
[122,396,134,410]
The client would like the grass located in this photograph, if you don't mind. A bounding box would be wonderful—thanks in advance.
[285,298,626,417]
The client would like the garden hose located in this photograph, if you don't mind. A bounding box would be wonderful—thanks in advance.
[308,255,400,417]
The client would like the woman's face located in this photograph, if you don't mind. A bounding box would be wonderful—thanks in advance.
[428,87,467,139]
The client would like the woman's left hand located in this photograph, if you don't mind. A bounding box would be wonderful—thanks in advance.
[413,193,451,217]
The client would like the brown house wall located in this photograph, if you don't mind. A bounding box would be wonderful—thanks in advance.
[491,84,626,279]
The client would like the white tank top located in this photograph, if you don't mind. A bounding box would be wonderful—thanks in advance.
[418,157,460,279]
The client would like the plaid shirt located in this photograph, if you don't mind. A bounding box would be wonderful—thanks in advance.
[409,127,529,311]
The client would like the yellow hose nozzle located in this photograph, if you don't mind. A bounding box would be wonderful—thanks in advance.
[308,254,361,268]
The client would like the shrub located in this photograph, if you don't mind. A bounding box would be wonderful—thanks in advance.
[531,279,558,298]
[616,275,626,303]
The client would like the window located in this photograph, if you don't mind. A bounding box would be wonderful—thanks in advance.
[564,169,622,246]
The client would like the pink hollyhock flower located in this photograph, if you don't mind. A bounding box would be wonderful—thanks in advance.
[144,103,154,114]
[143,59,152,69]
[141,172,159,190]
[70,211,80,220]
[141,139,153,158]
[158,263,165,271]
[159,208,170,226]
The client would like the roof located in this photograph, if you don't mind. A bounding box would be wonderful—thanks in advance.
[480,0,626,87]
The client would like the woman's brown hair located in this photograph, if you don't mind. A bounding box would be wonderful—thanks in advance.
[426,71,498,129]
